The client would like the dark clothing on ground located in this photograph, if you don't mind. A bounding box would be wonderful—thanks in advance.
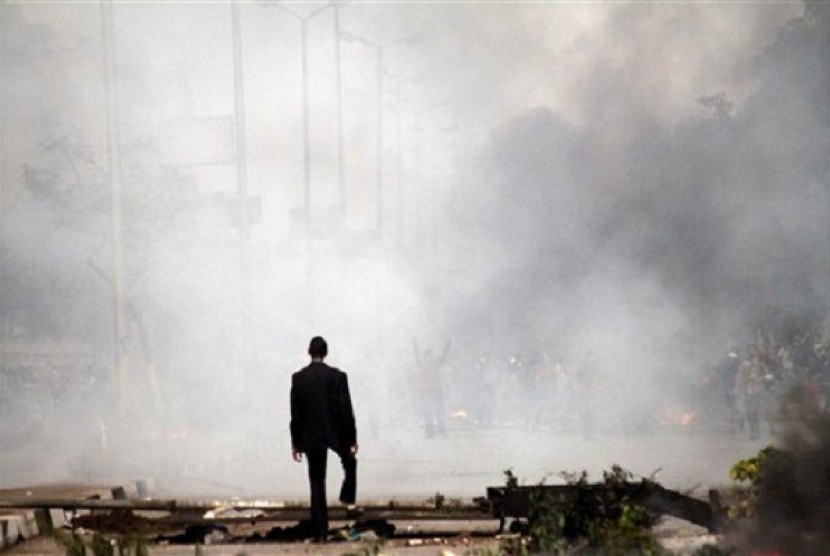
[290,362,357,539]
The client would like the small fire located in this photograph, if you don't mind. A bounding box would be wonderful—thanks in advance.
[452,409,469,419]
[661,407,697,426]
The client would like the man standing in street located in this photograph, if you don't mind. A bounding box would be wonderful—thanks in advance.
[290,336,359,542]
[412,337,451,438]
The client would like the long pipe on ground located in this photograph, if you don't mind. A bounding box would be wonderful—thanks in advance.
[0,498,491,518]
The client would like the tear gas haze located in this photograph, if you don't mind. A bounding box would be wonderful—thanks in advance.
[1,0,828,504]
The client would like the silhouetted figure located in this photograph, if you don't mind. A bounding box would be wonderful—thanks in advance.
[716,347,741,433]
[290,336,359,541]
[412,338,451,438]
[474,352,497,427]
[735,344,771,440]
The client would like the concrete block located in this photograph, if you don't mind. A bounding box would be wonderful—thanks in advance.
[1,515,21,547]
[136,480,148,498]
[19,510,39,538]
[48,508,69,529]
[135,478,155,497]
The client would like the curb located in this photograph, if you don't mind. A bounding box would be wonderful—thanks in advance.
[0,483,132,551]
[0,510,41,550]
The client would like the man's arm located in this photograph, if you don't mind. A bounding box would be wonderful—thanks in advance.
[289,374,303,462]
[339,372,358,452]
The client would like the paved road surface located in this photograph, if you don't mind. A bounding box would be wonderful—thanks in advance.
[2,423,767,499]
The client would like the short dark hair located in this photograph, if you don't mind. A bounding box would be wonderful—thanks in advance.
[308,336,328,358]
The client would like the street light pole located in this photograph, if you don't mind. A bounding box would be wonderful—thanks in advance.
[100,0,128,421]
[333,4,346,226]
[231,0,253,377]
[381,71,406,243]
[409,100,450,254]
[270,3,333,234]
[338,30,421,240]
[300,17,312,232]
[375,45,384,239]
[393,78,403,243]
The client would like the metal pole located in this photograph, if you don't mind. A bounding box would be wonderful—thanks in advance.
[231,0,253,376]
[376,46,383,239]
[338,29,420,241]
[271,4,332,236]
[101,0,128,421]
[301,19,312,233]
[0,498,493,521]
[394,79,404,243]
[414,112,423,251]
[334,4,346,226]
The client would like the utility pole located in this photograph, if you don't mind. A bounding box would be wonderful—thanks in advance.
[383,72,406,243]
[375,46,384,239]
[394,79,404,243]
[101,0,128,421]
[338,30,421,240]
[300,17,312,232]
[333,3,346,226]
[271,3,332,234]
[231,0,253,377]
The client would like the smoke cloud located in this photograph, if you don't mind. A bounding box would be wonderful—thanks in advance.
[1,1,827,503]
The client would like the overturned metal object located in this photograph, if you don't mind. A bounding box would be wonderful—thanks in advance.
[486,481,726,533]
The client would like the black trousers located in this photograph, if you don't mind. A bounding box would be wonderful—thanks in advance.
[305,447,357,539]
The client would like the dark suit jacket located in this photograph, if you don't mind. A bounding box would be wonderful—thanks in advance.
[290,362,357,453]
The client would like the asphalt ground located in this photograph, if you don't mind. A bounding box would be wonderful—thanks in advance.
[2,412,771,499]
[2,519,716,555]
[1,423,762,554]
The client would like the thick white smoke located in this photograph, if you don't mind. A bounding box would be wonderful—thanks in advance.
[2,1,826,501]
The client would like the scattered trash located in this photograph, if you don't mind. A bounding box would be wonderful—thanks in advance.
[202,506,264,519]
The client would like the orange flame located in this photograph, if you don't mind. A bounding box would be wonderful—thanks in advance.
[661,408,697,426]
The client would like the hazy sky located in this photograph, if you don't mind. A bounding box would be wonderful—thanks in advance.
[3,1,800,220]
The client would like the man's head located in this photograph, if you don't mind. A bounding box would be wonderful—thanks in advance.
[308,336,328,359]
